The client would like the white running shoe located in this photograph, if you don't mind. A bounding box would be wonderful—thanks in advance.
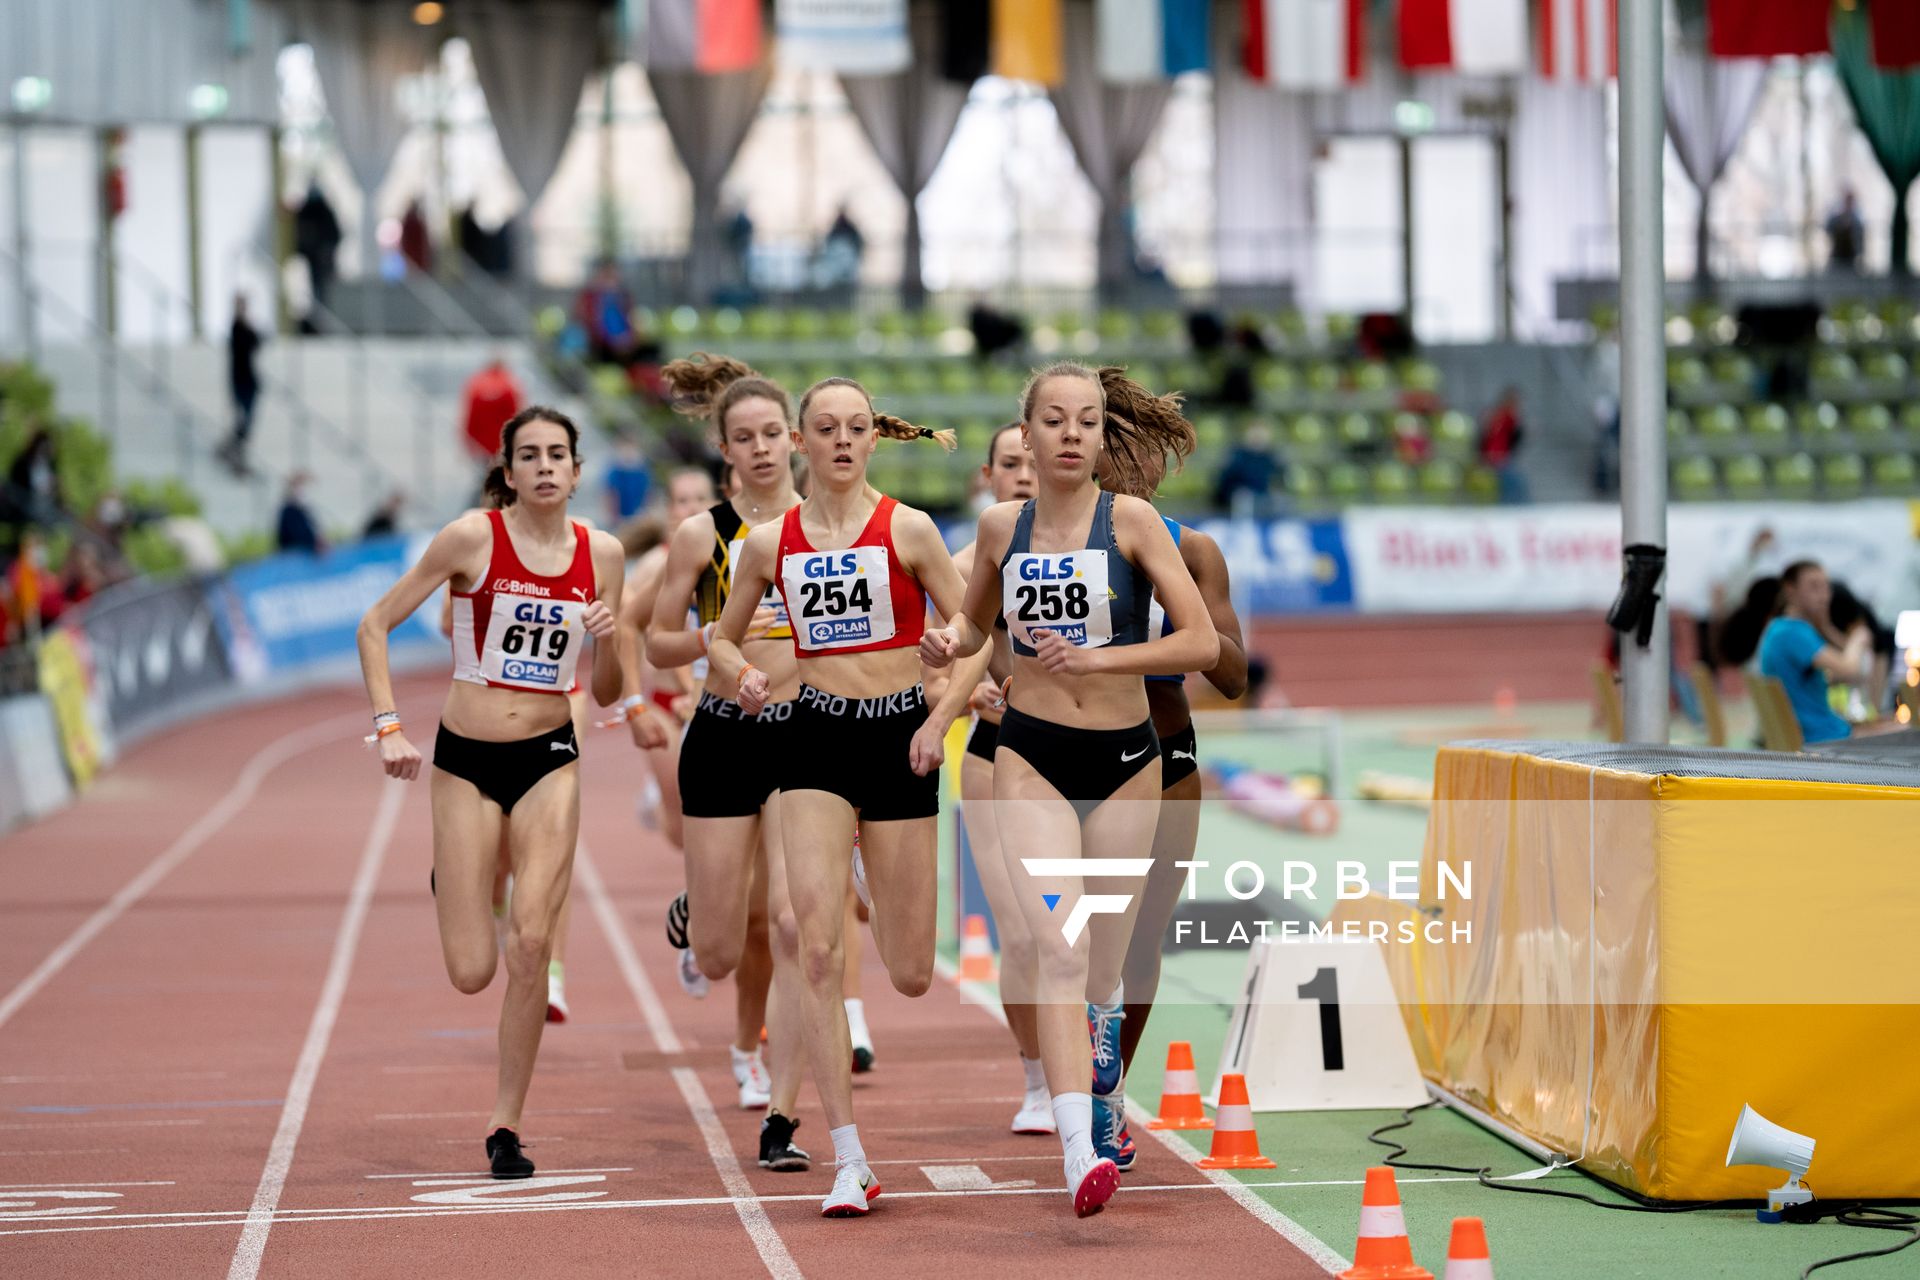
[821,1162,881,1217]
[677,948,710,999]
[1012,1089,1057,1135]
[734,1048,771,1110]
[1066,1149,1119,1218]
[850,841,871,910]
[545,963,570,1024]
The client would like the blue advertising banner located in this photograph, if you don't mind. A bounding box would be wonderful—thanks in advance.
[218,536,441,676]
[1188,516,1354,614]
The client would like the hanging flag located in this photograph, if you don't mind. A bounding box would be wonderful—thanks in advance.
[1244,0,1367,88]
[1399,0,1528,74]
[1871,0,1920,70]
[992,0,1063,84]
[777,0,910,73]
[1539,0,1614,83]
[1097,0,1212,81]
[1707,0,1828,59]
[940,0,991,81]
[648,0,764,72]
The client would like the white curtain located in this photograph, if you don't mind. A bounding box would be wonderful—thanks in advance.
[1049,0,1173,287]
[650,66,775,301]
[839,2,971,303]
[460,2,604,212]
[1212,10,1314,300]
[292,1,434,201]
[1665,41,1767,280]
[1511,77,1610,335]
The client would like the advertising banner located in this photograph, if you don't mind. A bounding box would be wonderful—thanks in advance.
[219,536,441,676]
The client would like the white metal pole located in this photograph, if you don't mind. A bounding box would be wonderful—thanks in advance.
[1618,0,1669,743]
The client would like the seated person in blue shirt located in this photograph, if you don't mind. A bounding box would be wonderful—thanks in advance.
[1757,560,1870,743]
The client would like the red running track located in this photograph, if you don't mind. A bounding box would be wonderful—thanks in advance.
[0,676,1334,1278]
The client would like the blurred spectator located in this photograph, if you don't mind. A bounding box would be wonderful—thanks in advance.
[1213,421,1281,514]
[363,491,406,540]
[7,427,61,522]
[725,205,755,288]
[1701,526,1775,671]
[1825,188,1864,274]
[276,473,324,556]
[454,205,513,277]
[1392,415,1431,464]
[1758,560,1864,743]
[462,357,523,463]
[1480,388,1528,503]
[62,541,109,608]
[6,530,65,632]
[220,294,263,475]
[400,200,433,275]
[605,439,652,525]
[817,206,865,288]
[577,262,646,367]
[293,183,342,318]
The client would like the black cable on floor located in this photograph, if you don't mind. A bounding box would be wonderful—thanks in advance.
[1367,1102,1920,1276]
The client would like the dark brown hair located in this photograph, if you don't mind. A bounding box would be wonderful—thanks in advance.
[986,421,1022,468]
[660,351,793,445]
[798,377,958,452]
[1021,362,1196,499]
[484,406,581,508]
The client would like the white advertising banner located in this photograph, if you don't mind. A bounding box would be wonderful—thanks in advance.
[1343,501,1918,616]
[774,0,910,73]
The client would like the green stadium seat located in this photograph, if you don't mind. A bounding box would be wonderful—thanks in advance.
[1432,410,1475,460]
[1723,454,1768,499]
[1710,353,1755,391]
[590,365,630,402]
[1390,411,1430,445]
[1822,453,1866,497]
[1353,362,1392,393]
[916,310,950,341]
[852,361,890,393]
[874,312,911,342]
[1771,453,1817,496]
[1284,464,1322,502]
[533,305,566,340]
[1696,404,1741,439]
[1306,361,1342,394]
[1667,408,1693,439]
[1418,459,1463,500]
[1902,403,1920,436]
[1871,453,1917,490]
[1371,461,1414,501]
[1275,310,1310,346]
[955,418,996,457]
[1877,298,1915,332]
[1192,413,1233,451]
[1256,363,1300,401]
[1325,462,1366,502]
[1668,355,1709,392]
[1794,402,1841,439]
[709,307,744,338]
[744,308,783,341]
[1163,359,1210,395]
[1863,351,1909,392]
[1690,302,1735,345]
[1123,360,1164,391]
[1399,359,1442,393]
[1846,404,1894,442]
[1323,313,1357,343]
[665,306,701,339]
[825,310,861,342]
[937,363,975,396]
[895,364,938,397]
[1464,465,1501,503]
[1589,301,1620,333]
[1336,412,1378,450]
[788,309,826,341]
[1672,456,1718,501]
[1289,413,1331,452]
[1140,310,1183,343]
[1810,351,1860,386]
[983,363,1025,397]
[1745,403,1790,442]
[1095,310,1133,344]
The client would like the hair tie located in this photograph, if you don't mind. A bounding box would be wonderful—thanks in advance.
[918,427,933,440]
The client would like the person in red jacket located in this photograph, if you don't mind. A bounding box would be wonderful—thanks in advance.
[463,357,524,465]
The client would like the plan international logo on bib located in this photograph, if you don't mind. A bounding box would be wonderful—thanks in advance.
[502,658,561,685]
[808,617,872,646]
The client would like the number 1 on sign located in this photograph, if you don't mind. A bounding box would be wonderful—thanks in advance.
[1297,967,1344,1071]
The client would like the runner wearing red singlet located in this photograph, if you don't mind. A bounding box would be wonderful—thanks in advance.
[358,407,652,1179]
[710,378,971,1218]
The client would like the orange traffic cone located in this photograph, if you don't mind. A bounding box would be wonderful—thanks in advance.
[1442,1217,1492,1280]
[958,914,995,982]
[1196,1073,1274,1169]
[1146,1042,1213,1131]
[1337,1167,1432,1280]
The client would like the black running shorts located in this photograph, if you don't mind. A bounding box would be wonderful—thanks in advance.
[783,683,938,822]
[678,691,793,819]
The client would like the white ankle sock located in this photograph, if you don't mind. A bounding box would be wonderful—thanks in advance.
[830,1123,867,1169]
[1052,1092,1094,1162]
[1021,1055,1047,1094]
[1092,980,1123,1013]
[844,998,870,1046]
[730,1045,758,1072]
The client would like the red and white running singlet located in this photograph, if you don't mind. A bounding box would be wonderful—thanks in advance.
[451,510,596,694]
[775,496,926,658]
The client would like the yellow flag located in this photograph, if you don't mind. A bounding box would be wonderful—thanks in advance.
[992,0,1063,84]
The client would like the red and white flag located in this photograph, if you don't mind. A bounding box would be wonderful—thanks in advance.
[1707,0,1828,59]
[1538,0,1614,83]
[1244,0,1366,89]
[1399,0,1529,75]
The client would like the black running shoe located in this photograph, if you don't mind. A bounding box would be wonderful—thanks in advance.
[758,1113,810,1172]
[486,1127,534,1179]
[665,891,690,950]
[852,1046,875,1074]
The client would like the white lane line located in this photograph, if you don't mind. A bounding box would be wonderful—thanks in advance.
[0,715,364,1033]
[934,955,1351,1276]
[576,841,800,1280]
[0,1173,1538,1236]
[363,1167,634,1180]
[224,780,406,1280]
[0,1181,175,1189]
[0,1072,229,1085]
[0,1119,204,1131]
[371,1108,614,1121]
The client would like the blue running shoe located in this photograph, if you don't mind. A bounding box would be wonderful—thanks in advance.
[1092,1093,1136,1172]
[1088,1002,1125,1096]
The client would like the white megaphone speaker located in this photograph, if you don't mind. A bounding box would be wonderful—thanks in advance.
[1725,1104,1816,1221]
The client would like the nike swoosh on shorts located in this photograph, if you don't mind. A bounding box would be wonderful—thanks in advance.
[1120,746,1149,762]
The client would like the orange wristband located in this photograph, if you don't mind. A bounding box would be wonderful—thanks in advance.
[737,663,759,689]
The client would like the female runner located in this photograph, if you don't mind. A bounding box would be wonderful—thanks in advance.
[711,377,970,1217]
[1092,448,1248,1170]
[357,406,646,1178]
[945,424,1052,1133]
[921,363,1215,1217]
[643,356,808,1164]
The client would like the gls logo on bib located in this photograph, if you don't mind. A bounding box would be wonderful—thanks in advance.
[1003,551,1113,650]
[781,546,896,651]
